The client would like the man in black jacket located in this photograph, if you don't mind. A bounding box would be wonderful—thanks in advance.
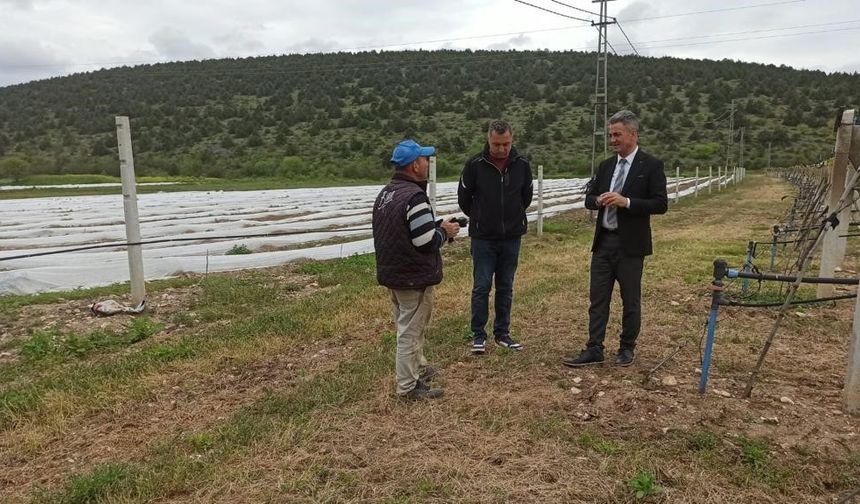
[374,139,460,400]
[458,120,533,354]
[563,110,668,368]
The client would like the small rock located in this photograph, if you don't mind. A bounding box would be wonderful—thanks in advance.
[0,352,12,357]
[670,300,680,306]
[832,410,843,416]
[780,396,795,405]
[713,389,732,398]
[695,368,702,375]
[570,387,582,395]
[661,427,670,434]
[597,391,605,397]
[834,266,843,272]
[169,400,177,410]
[662,375,678,387]
[600,380,608,386]
[572,377,583,384]
[761,416,779,425]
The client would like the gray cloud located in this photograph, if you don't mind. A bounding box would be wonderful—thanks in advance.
[0,38,67,86]
[0,0,34,9]
[213,29,265,54]
[0,0,858,87]
[486,34,532,51]
[280,38,341,55]
[149,27,216,61]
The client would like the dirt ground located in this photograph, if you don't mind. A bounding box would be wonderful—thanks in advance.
[1,173,859,503]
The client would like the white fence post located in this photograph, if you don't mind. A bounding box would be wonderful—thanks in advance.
[537,165,544,237]
[718,166,722,192]
[695,166,699,197]
[709,166,713,194]
[429,155,437,213]
[115,116,146,306]
[674,166,680,203]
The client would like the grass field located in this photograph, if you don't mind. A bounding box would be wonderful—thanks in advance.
[0,174,857,503]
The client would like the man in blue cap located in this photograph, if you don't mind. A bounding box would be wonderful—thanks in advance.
[373,139,460,400]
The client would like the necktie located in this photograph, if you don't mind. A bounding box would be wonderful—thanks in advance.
[603,158,627,230]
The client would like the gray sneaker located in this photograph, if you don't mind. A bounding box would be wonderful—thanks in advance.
[402,380,444,401]
[494,334,523,351]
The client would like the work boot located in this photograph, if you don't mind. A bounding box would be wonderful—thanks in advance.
[562,347,605,368]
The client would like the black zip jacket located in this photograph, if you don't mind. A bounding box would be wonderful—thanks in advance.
[458,144,533,240]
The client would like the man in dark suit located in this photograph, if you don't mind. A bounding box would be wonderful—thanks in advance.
[563,110,668,368]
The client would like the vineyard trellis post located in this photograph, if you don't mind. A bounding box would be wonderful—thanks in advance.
[115,116,146,306]
[849,285,860,414]
[818,109,857,297]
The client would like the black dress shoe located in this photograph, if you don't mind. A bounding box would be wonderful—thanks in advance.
[615,348,635,367]
[562,348,605,368]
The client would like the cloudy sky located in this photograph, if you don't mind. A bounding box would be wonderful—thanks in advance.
[1,0,858,88]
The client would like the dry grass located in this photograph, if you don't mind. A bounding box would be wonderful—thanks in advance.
[1,174,858,503]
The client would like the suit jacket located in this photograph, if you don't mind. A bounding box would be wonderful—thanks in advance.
[585,148,668,257]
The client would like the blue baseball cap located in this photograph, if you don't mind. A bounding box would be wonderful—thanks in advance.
[390,139,435,167]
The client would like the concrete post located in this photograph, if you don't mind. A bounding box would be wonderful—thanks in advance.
[709,166,712,194]
[115,116,145,306]
[818,109,855,297]
[848,291,860,415]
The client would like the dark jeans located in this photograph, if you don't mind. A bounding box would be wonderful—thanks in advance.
[470,237,521,339]
[587,232,644,352]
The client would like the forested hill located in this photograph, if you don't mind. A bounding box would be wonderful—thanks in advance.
[1,49,858,182]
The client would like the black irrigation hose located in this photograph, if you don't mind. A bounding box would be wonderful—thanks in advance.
[719,293,856,308]
[772,232,858,244]
[0,226,376,262]
[732,270,859,285]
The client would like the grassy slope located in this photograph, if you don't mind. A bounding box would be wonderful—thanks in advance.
[0,174,857,503]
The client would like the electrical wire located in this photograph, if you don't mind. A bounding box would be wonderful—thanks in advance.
[616,22,640,56]
[0,1,837,74]
[512,0,592,22]
[619,0,806,24]
[548,0,602,18]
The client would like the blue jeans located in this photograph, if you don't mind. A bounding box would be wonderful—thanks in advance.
[470,237,521,339]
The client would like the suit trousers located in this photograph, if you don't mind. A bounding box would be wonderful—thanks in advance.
[587,232,644,352]
[389,286,433,395]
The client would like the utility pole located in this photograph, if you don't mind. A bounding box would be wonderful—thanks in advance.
[739,126,745,172]
[726,99,735,172]
[590,0,616,178]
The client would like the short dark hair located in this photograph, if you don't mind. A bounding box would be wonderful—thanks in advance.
[608,110,639,133]
[487,119,513,136]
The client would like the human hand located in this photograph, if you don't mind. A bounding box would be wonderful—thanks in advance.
[597,192,628,208]
[441,221,460,239]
